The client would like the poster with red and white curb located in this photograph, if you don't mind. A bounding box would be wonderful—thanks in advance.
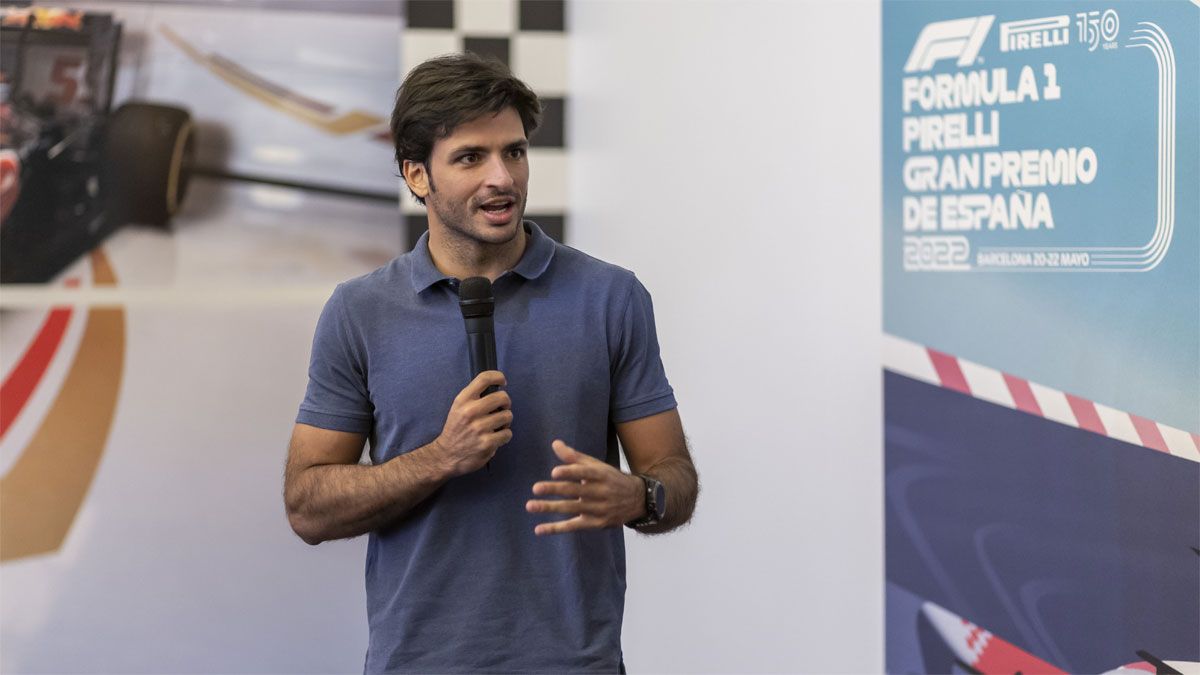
[882,1,1199,673]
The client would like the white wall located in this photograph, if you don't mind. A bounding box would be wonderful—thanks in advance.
[0,2,882,671]
[568,1,883,672]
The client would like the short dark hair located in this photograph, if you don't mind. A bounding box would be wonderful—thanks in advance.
[390,53,542,205]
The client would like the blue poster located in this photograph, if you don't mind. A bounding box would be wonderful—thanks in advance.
[882,1,1199,672]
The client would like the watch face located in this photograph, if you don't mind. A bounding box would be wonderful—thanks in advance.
[652,481,666,519]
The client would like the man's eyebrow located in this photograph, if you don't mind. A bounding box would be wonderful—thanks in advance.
[449,144,488,156]
[448,140,529,155]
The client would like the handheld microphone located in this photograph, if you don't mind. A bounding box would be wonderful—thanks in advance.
[458,276,498,396]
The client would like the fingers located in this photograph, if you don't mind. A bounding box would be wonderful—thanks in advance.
[552,437,600,461]
[550,463,607,482]
[549,437,578,461]
[479,408,513,432]
[531,480,588,498]
[526,498,594,515]
[473,389,512,414]
[534,515,600,536]
[551,439,576,460]
[487,428,513,448]
[458,370,506,402]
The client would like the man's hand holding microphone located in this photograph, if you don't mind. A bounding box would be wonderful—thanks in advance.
[425,370,512,478]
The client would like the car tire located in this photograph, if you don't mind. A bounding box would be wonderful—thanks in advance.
[105,102,194,227]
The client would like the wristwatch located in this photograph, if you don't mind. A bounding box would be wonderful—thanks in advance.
[625,474,666,529]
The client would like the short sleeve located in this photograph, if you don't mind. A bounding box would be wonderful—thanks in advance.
[610,278,677,423]
[296,285,374,434]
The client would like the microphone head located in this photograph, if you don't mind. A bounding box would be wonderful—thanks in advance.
[458,276,494,318]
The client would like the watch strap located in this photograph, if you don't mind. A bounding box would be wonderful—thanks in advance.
[625,474,663,529]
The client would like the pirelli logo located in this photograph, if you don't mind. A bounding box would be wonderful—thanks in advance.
[999,15,1070,52]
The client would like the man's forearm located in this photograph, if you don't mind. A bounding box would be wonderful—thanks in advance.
[639,456,699,534]
[286,441,449,544]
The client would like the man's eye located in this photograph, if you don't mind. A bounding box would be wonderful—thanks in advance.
[459,153,479,164]
[508,148,526,159]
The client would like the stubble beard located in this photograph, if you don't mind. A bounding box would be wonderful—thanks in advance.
[429,189,526,250]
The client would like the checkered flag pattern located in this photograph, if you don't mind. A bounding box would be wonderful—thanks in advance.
[402,0,567,248]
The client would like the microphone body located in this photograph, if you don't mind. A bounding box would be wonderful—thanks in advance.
[464,315,498,395]
[459,277,498,395]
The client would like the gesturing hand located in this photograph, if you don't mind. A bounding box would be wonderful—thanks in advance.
[526,439,645,536]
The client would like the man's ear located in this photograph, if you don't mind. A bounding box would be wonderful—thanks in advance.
[402,160,430,199]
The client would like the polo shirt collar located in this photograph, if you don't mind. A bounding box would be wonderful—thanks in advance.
[510,220,555,281]
[409,220,556,293]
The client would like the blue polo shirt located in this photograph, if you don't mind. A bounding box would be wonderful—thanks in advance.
[296,221,677,673]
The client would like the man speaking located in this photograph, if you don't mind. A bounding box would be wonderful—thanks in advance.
[284,54,699,673]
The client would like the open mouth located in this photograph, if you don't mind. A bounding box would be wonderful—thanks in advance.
[478,197,517,223]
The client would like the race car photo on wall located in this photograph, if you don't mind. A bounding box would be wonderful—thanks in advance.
[0,4,194,283]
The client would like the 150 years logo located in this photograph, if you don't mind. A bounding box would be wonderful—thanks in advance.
[1077,9,1120,51]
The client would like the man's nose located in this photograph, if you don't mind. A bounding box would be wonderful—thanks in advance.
[482,154,515,190]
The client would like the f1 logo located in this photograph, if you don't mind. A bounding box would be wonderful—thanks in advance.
[904,15,995,73]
